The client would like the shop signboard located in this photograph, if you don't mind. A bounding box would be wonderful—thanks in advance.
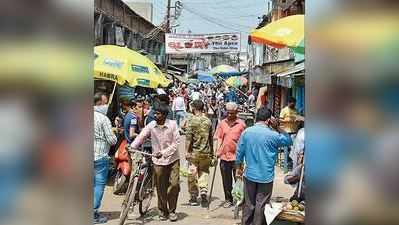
[165,33,241,54]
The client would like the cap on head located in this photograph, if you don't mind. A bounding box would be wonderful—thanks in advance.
[226,102,238,111]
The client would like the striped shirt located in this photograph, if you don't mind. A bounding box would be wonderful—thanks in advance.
[94,110,117,161]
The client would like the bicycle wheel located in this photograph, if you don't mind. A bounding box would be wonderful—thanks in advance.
[119,176,138,225]
[138,168,153,216]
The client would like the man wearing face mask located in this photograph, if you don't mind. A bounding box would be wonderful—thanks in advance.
[94,92,109,116]
[236,106,292,225]
[93,92,117,224]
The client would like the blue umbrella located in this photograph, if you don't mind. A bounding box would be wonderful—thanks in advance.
[217,71,245,78]
[197,71,215,83]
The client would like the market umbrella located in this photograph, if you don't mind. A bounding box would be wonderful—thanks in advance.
[210,65,241,78]
[250,15,304,54]
[196,71,215,83]
[188,78,200,85]
[94,45,171,89]
[225,76,248,87]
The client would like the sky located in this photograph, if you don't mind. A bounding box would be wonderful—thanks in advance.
[151,0,271,52]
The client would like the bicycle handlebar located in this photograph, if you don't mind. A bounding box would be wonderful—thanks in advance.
[127,147,155,157]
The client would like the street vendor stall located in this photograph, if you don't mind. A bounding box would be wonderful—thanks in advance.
[264,199,305,225]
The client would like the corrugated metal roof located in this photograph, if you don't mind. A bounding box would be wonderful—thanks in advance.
[277,62,304,77]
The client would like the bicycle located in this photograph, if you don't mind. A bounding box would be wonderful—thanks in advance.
[119,147,155,225]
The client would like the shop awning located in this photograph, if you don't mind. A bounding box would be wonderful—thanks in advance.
[175,75,188,83]
[167,70,188,83]
[277,62,305,77]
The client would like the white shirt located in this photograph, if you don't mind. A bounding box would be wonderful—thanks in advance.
[248,94,255,105]
[217,92,224,101]
[191,91,201,101]
[290,128,305,161]
[156,88,166,95]
[172,96,186,111]
[94,110,117,161]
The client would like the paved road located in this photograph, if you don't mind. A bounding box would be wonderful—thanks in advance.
[100,136,294,225]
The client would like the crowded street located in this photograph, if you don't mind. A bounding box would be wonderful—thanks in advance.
[94,0,305,224]
[99,135,294,225]
[3,1,399,225]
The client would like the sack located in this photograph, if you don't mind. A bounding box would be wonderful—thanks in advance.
[179,159,189,177]
[232,178,244,203]
[114,140,129,161]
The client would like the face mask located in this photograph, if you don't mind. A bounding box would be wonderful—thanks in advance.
[94,105,108,115]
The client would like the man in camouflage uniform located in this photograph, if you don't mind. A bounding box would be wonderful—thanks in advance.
[185,100,214,207]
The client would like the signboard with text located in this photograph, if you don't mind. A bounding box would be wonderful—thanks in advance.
[165,33,241,54]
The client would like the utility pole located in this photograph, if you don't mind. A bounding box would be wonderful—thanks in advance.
[165,0,172,76]
[166,0,172,33]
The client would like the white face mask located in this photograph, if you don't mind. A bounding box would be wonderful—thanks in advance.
[94,104,108,115]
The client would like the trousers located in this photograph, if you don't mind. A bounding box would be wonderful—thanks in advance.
[93,157,109,211]
[153,160,180,216]
[220,160,236,203]
[242,177,273,225]
[187,155,211,197]
[174,110,186,128]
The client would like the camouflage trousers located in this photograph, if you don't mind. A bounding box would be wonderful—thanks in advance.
[187,154,211,197]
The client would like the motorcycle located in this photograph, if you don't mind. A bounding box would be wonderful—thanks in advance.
[113,139,131,195]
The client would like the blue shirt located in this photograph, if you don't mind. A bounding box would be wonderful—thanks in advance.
[225,90,237,103]
[123,111,138,144]
[236,123,292,183]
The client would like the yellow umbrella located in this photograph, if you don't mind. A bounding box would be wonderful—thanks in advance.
[94,45,171,89]
[250,15,304,53]
[225,76,248,87]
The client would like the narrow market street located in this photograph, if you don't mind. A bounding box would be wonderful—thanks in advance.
[100,135,294,225]
[93,1,305,224]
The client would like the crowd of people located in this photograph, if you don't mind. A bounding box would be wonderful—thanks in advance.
[93,80,305,225]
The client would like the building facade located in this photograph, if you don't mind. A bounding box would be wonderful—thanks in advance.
[94,0,165,65]
[250,0,305,116]
[124,0,153,23]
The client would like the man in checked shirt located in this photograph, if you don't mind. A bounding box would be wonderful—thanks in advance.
[93,92,117,224]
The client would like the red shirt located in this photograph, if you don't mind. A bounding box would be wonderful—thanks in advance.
[214,118,246,161]
[181,89,189,105]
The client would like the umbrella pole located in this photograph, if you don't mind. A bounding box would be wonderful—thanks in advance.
[108,81,117,106]
[297,156,305,199]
